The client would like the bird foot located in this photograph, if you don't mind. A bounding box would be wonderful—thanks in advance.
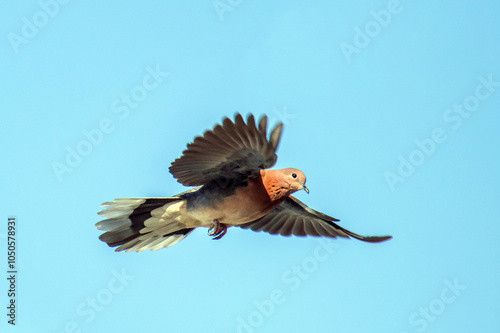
[208,220,227,240]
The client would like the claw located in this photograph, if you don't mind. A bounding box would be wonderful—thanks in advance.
[208,219,227,240]
[212,227,227,240]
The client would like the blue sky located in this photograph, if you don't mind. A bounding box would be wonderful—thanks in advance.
[1,1,499,332]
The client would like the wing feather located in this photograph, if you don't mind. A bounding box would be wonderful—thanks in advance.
[169,114,282,186]
[240,196,392,243]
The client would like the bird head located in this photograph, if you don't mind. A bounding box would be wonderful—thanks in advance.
[261,168,308,201]
[281,168,308,194]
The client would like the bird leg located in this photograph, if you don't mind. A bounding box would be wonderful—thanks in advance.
[208,219,227,240]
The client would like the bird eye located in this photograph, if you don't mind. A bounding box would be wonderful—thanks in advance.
[291,173,297,179]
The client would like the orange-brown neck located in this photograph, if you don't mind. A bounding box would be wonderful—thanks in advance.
[260,169,291,202]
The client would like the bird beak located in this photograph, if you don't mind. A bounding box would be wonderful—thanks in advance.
[302,184,309,194]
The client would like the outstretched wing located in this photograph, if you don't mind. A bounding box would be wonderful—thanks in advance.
[169,113,283,186]
[240,196,392,243]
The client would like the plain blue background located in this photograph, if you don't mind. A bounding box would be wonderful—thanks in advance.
[1,1,499,332]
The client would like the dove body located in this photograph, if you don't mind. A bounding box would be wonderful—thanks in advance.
[182,168,306,227]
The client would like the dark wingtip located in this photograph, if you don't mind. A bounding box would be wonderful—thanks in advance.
[359,235,393,243]
[233,112,244,123]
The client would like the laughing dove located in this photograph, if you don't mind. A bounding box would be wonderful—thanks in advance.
[97,114,391,252]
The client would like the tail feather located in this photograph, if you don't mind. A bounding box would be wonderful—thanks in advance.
[95,218,130,231]
[96,197,194,252]
[114,229,193,252]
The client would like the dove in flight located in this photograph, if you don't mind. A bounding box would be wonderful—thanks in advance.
[96,114,392,252]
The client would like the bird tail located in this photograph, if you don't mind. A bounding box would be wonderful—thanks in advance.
[96,198,194,252]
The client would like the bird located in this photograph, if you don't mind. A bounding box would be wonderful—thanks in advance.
[96,114,392,252]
